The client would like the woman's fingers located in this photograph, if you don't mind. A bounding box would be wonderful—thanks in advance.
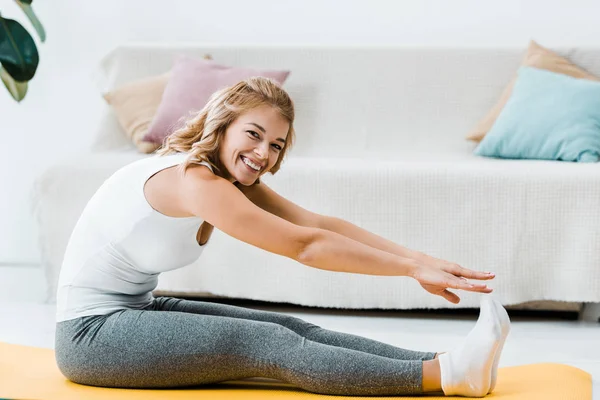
[449,277,493,293]
[447,263,495,281]
[465,269,496,280]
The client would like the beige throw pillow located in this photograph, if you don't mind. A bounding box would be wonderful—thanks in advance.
[102,53,213,153]
[466,40,600,142]
[103,73,168,153]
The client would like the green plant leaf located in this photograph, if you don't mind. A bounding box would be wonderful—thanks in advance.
[15,0,46,42]
[0,65,28,101]
[0,15,39,81]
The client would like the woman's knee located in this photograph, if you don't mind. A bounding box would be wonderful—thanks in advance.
[271,313,322,336]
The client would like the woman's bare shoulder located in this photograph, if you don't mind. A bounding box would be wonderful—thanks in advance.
[178,162,221,188]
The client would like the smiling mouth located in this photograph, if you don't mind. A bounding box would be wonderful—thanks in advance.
[240,155,262,173]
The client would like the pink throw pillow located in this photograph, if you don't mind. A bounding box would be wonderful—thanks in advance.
[143,55,290,144]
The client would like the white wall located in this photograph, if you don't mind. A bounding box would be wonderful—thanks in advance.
[1,0,599,264]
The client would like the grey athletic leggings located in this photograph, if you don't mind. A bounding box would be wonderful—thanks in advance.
[55,296,436,396]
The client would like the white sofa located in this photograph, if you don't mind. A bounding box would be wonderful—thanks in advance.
[31,43,600,315]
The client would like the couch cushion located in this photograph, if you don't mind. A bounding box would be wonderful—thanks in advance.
[142,55,290,145]
[102,74,167,154]
[101,54,214,154]
[466,40,600,142]
[474,66,600,162]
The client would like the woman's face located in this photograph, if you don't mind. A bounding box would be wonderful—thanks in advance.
[217,105,290,186]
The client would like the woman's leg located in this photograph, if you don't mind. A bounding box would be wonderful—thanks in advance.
[55,308,432,395]
[150,296,437,362]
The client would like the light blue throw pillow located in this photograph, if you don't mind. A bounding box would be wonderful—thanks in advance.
[474,66,600,162]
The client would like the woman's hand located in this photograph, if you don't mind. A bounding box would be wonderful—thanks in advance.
[409,255,495,304]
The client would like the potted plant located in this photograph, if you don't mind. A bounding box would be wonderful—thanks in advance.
[0,0,45,102]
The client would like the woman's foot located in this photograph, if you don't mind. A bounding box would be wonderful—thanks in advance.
[438,296,503,397]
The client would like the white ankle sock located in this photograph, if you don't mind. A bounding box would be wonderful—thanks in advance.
[438,296,502,397]
[488,297,511,394]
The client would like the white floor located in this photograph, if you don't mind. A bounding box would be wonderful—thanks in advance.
[1,265,599,398]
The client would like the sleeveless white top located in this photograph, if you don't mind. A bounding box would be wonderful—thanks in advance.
[56,152,211,322]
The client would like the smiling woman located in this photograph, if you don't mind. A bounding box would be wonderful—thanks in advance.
[54,76,506,398]
[157,77,296,186]
[215,105,291,185]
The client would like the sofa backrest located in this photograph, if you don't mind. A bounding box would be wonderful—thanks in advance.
[93,44,600,159]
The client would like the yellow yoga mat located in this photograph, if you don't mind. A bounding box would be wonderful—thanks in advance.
[0,341,591,399]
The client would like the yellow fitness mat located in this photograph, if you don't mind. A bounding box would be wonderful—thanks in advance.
[0,341,592,399]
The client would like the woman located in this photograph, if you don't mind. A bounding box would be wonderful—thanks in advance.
[55,77,509,397]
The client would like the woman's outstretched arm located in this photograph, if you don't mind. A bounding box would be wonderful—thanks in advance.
[179,166,416,276]
[181,171,491,300]
[236,181,493,300]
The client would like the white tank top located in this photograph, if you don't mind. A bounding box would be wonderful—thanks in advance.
[56,152,212,322]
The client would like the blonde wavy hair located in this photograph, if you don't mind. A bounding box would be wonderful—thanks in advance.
[156,76,295,186]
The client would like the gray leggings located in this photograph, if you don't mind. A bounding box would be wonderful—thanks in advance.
[55,296,436,396]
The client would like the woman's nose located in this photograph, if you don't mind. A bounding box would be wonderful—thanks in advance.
[254,145,268,160]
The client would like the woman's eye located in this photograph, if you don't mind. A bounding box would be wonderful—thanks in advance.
[247,130,281,151]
